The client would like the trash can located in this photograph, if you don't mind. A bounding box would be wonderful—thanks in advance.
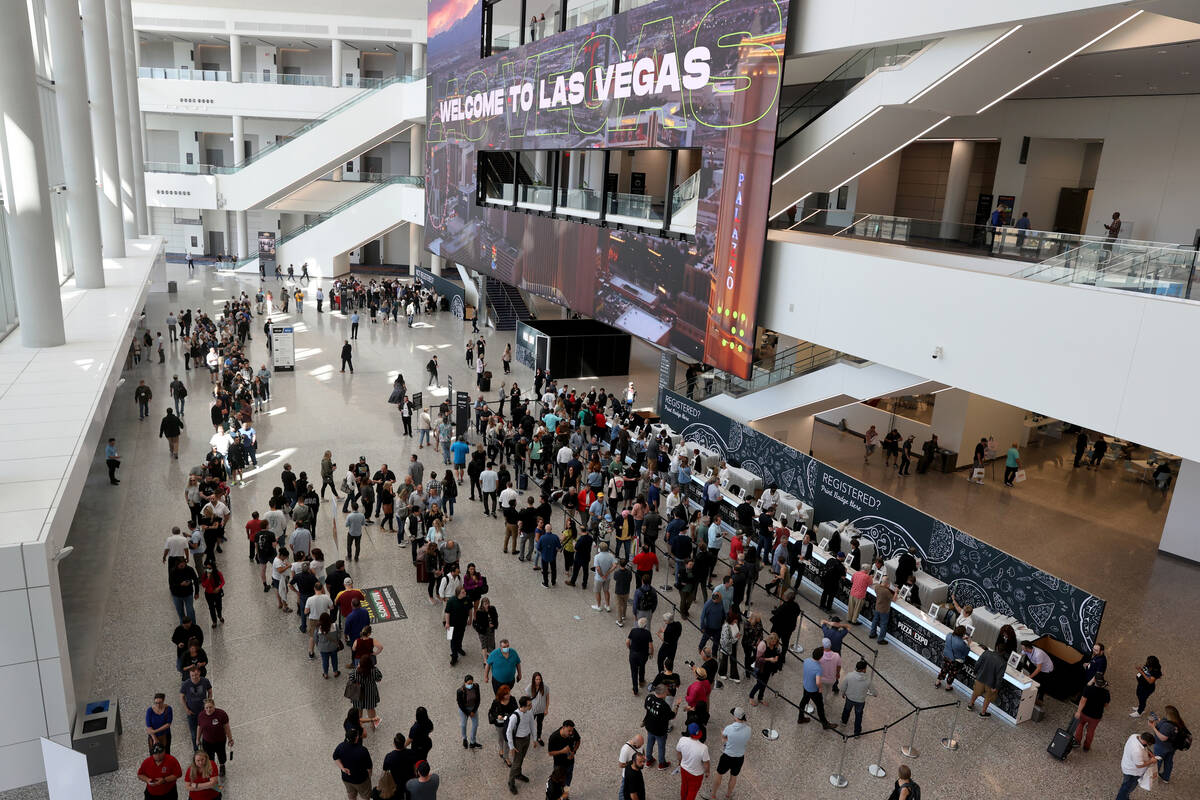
[168,280,178,295]
[71,699,122,775]
[935,449,958,473]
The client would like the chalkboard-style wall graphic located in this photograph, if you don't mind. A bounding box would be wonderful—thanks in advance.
[657,389,1104,651]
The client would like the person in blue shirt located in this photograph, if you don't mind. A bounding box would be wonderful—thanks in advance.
[934,625,970,690]
[343,599,370,655]
[698,592,725,655]
[450,436,471,484]
[799,646,833,727]
[537,525,561,587]
[105,438,121,484]
[820,618,850,655]
[1014,210,1032,246]
[1003,443,1021,487]
[145,693,174,753]
[484,641,522,692]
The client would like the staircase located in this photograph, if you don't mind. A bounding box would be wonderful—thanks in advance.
[485,277,533,330]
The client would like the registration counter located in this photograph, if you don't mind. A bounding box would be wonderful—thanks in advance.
[796,545,1038,725]
[668,449,1038,725]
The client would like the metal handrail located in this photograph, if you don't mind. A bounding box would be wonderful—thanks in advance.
[673,341,843,399]
[776,40,934,150]
[232,176,425,268]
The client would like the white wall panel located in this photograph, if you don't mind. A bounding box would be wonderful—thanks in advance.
[760,232,1200,462]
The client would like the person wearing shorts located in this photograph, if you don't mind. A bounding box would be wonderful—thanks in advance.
[711,707,751,799]
[969,645,1006,717]
[591,541,616,612]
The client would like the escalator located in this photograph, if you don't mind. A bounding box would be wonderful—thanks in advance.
[769,6,1144,220]
[143,75,425,211]
[233,177,425,276]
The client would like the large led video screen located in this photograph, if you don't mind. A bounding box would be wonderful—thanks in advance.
[425,0,788,378]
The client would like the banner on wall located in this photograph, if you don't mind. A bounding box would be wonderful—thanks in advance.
[258,231,277,276]
[414,266,466,319]
[425,0,789,378]
[657,388,1105,650]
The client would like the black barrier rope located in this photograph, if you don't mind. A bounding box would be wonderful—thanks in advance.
[543,498,928,719]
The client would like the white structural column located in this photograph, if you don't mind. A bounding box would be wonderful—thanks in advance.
[410,41,428,273]
[331,39,344,87]
[1161,459,1200,562]
[412,41,425,76]
[120,0,148,235]
[409,122,425,273]
[230,33,242,83]
[235,211,249,260]
[45,0,105,288]
[120,0,147,232]
[232,115,244,167]
[0,2,67,346]
[105,0,137,237]
[939,139,974,239]
[79,0,126,258]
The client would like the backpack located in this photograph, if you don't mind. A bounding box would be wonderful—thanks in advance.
[1175,726,1192,751]
[636,586,655,611]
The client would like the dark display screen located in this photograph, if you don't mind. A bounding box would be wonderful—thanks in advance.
[426,0,789,378]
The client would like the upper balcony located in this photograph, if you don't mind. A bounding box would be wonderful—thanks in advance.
[758,221,1200,462]
[144,76,426,210]
[137,67,424,119]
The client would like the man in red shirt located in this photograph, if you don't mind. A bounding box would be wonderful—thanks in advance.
[334,578,366,629]
[632,545,659,586]
[138,743,182,798]
[728,533,745,563]
[245,511,267,561]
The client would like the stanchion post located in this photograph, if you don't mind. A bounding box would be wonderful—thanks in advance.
[866,647,880,697]
[901,710,921,759]
[761,689,779,741]
[829,733,849,788]
[941,700,963,751]
[868,725,888,778]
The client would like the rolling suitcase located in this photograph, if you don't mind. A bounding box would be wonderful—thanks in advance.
[517,473,529,491]
[1047,727,1074,760]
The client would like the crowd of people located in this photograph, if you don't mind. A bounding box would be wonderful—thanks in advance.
[132,269,1188,800]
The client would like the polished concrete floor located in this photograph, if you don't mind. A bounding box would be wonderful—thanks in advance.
[5,263,1196,799]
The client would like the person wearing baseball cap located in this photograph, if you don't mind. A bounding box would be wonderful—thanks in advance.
[137,742,183,798]
[674,722,710,800]
[712,707,752,799]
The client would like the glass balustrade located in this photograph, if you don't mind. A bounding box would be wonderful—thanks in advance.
[771,209,1200,300]
[139,67,424,87]
[137,67,228,81]
[675,342,844,399]
[565,0,611,30]
[608,192,662,228]
[668,171,700,235]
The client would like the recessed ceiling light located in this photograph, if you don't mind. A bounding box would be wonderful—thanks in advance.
[1051,76,1061,80]
[1158,49,1168,54]
[1182,71,1191,76]
[1113,73,1123,78]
